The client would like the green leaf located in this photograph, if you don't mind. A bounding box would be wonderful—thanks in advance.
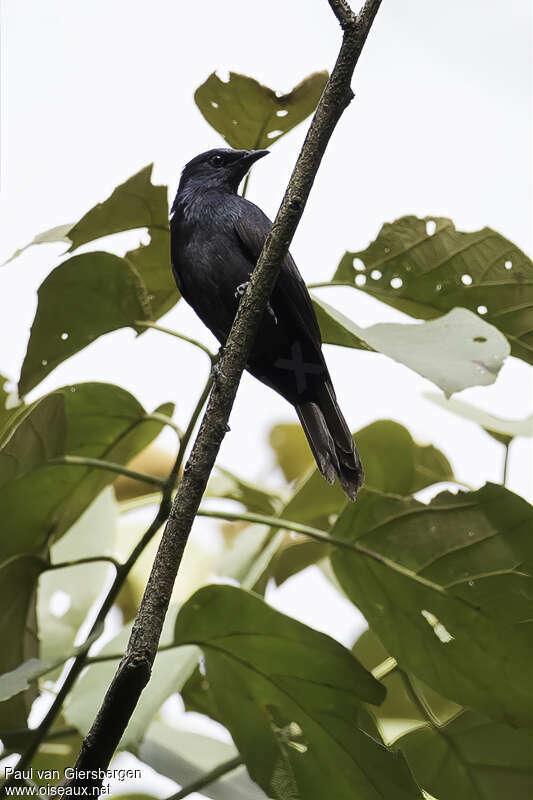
[330,484,533,727]
[0,658,51,703]
[65,605,198,750]
[352,630,462,744]
[396,710,533,800]
[19,252,150,395]
[0,556,44,729]
[124,227,178,320]
[282,420,453,529]
[268,423,314,483]
[139,721,266,800]
[315,300,510,396]
[37,488,117,670]
[0,383,172,561]
[174,585,421,800]
[0,374,25,442]
[67,165,168,250]
[206,467,282,515]
[333,216,533,364]
[423,393,533,439]
[194,71,328,149]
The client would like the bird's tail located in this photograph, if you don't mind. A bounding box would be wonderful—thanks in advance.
[296,382,364,501]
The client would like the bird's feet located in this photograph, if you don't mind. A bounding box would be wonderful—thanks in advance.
[234,281,248,299]
[234,281,278,324]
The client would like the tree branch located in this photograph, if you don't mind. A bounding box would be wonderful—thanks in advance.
[66,1,382,791]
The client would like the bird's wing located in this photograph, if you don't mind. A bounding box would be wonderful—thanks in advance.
[233,200,322,349]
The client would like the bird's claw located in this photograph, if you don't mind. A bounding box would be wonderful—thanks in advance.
[234,281,248,299]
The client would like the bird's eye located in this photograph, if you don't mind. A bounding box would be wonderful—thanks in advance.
[209,154,225,167]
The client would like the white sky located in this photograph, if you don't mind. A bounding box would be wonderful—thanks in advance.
[0,1,532,793]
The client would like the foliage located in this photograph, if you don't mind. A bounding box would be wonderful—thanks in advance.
[1,69,532,800]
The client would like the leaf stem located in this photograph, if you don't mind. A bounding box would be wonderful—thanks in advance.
[45,555,121,572]
[135,320,216,362]
[165,755,244,800]
[502,441,511,486]
[47,455,167,488]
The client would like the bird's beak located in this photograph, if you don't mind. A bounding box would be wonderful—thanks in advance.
[238,149,270,171]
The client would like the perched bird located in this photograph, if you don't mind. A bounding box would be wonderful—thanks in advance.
[170,148,363,499]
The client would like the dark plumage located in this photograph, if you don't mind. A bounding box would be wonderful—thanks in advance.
[170,147,364,499]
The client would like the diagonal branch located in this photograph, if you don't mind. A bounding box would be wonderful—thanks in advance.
[66,0,382,791]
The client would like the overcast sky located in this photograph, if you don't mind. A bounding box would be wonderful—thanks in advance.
[0,1,531,791]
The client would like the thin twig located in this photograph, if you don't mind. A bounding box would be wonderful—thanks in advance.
[65,1,382,791]
[166,755,244,800]
[45,555,121,572]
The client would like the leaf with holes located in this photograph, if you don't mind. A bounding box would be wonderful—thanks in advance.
[314,300,510,396]
[0,382,173,562]
[19,252,150,395]
[174,585,421,800]
[195,71,328,150]
[67,165,168,250]
[396,710,533,800]
[333,216,533,364]
[330,483,533,727]
[0,556,44,729]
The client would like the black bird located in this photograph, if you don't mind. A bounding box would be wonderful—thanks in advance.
[170,148,363,499]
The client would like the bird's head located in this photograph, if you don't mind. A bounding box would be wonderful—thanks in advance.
[175,148,269,202]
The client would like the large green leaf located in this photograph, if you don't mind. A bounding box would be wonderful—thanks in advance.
[226,420,453,587]
[174,585,421,800]
[0,556,43,730]
[9,167,179,390]
[315,300,510,396]
[67,165,168,250]
[333,216,533,363]
[124,228,178,320]
[396,711,533,800]
[206,467,283,515]
[0,383,173,561]
[282,420,453,529]
[66,164,177,317]
[330,484,533,727]
[352,629,462,744]
[195,71,328,149]
[19,252,150,394]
